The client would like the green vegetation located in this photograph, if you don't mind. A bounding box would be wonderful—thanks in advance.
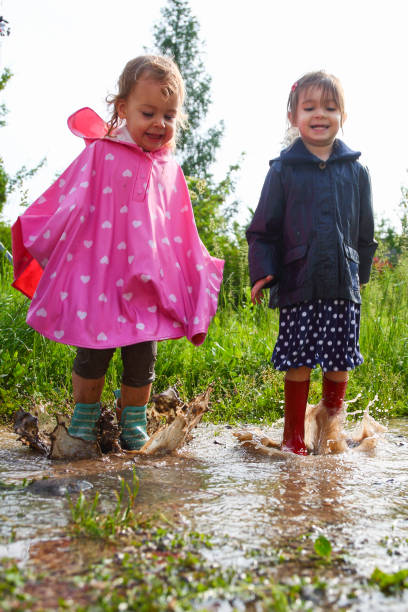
[370,567,408,594]
[313,535,333,563]
[69,469,140,540]
[0,69,45,216]
[0,69,12,214]
[0,561,35,610]
[1,241,408,423]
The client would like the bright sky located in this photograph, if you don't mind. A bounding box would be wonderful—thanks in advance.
[1,0,407,231]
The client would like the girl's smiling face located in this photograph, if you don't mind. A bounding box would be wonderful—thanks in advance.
[289,86,345,158]
[117,76,180,152]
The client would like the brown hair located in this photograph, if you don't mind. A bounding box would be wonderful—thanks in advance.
[287,70,346,127]
[106,55,187,146]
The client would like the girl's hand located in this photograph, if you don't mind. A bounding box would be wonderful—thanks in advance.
[251,275,274,304]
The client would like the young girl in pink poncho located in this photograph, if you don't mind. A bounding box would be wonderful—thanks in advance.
[12,55,224,450]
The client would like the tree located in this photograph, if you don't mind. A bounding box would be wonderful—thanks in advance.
[0,69,45,219]
[0,68,12,214]
[151,1,247,301]
[151,0,223,179]
[186,168,249,304]
[374,173,408,266]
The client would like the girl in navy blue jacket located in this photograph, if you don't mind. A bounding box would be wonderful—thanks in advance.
[246,71,377,455]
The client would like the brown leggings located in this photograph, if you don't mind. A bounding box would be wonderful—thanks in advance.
[72,341,157,388]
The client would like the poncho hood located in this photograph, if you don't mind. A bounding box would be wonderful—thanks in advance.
[67,107,173,161]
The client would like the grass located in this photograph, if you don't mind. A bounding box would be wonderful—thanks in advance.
[1,251,408,422]
[69,469,140,540]
[369,567,408,594]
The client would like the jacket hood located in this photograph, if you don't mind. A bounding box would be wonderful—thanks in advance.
[271,138,361,166]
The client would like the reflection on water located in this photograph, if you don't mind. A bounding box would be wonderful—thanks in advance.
[1,420,408,583]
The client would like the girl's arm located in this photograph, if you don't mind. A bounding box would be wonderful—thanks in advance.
[246,164,285,289]
[358,166,378,284]
[251,275,274,304]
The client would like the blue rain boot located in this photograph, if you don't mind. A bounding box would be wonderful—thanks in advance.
[120,405,149,450]
[68,402,101,441]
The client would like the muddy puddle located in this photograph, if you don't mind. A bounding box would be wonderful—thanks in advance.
[1,418,408,608]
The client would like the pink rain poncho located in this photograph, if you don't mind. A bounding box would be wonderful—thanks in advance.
[12,108,224,348]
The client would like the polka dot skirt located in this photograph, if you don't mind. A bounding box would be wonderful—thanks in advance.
[272,299,363,372]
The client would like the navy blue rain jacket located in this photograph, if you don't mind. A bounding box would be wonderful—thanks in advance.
[246,138,378,308]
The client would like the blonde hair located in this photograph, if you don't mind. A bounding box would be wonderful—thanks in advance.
[285,70,346,144]
[106,55,187,147]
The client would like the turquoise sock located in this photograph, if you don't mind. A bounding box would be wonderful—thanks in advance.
[68,402,101,442]
[120,405,149,450]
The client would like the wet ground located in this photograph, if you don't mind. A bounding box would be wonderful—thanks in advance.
[1,418,408,609]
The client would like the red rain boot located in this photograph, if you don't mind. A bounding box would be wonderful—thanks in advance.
[281,378,310,455]
[322,375,348,417]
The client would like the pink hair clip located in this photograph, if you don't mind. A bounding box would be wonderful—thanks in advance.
[291,81,298,92]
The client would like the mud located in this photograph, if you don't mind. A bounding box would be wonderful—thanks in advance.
[12,386,211,459]
[234,401,387,457]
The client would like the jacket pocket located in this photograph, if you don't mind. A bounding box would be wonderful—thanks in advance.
[344,244,359,263]
[284,243,308,265]
[343,243,360,290]
[283,243,308,291]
